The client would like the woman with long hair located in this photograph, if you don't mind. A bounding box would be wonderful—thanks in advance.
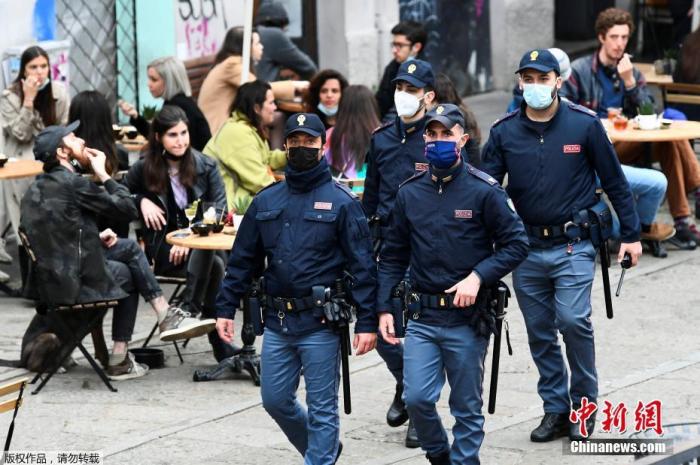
[69,90,131,237]
[203,80,286,211]
[305,69,349,129]
[118,56,211,150]
[0,46,69,268]
[433,73,482,166]
[127,105,234,361]
[198,26,308,135]
[324,85,379,187]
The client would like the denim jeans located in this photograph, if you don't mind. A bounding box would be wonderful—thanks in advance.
[403,320,488,464]
[260,328,341,465]
[104,238,163,342]
[512,240,597,414]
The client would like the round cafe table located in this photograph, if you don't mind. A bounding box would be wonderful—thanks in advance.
[165,226,236,250]
[602,119,700,143]
[0,159,43,180]
[166,225,261,385]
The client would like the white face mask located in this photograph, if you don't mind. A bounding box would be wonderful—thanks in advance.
[37,78,50,91]
[394,90,422,118]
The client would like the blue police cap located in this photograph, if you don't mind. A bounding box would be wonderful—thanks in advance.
[284,113,326,141]
[515,49,561,76]
[392,59,435,88]
[425,103,465,130]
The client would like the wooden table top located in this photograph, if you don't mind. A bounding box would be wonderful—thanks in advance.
[634,63,674,86]
[120,136,147,153]
[603,119,700,143]
[166,226,236,250]
[276,99,305,113]
[0,159,43,180]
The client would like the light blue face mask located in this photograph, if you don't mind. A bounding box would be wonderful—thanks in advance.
[37,78,50,91]
[522,83,556,110]
[317,102,338,117]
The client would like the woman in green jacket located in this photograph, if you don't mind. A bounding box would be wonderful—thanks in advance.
[203,80,286,212]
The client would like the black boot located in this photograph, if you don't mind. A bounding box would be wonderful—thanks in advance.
[387,383,409,427]
[530,413,569,442]
[334,441,343,464]
[569,413,596,441]
[426,450,450,464]
[405,419,420,448]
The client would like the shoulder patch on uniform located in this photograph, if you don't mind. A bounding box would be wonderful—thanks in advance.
[567,102,597,118]
[466,164,498,186]
[372,120,394,134]
[491,109,519,128]
[399,170,428,188]
[333,181,359,199]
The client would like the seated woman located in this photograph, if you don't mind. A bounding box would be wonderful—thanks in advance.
[69,90,130,237]
[323,85,379,192]
[127,105,234,362]
[304,69,348,129]
[119,56,211,151]
[198,26,308,135]
[203,81,286,211]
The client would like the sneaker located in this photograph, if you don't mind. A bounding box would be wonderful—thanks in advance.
[159,306,216,342]
[640,223,675,242]
[0,269,9,283]
[668,222,698,250]
[688,223,700,242]
[107,352,149,381]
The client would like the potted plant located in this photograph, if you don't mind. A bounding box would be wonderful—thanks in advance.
[637,102,659,130]
[142,105,158,122]
[228,196,252,230]
[653,49,678,75]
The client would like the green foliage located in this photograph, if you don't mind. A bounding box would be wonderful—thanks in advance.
[638,102,655,115]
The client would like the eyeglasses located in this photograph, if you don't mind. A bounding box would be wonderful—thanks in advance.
[391,42,412,50]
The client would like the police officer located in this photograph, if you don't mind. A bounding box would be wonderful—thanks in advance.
[363,58,436,446]
[378,104,529,465]
[481,49,642,442]
[215,113,378,465]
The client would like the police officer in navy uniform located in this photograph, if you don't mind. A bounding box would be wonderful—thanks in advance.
[481,49,642,442]
[378,104,529,465]
[215,113,378,465]
[362,58,436,447]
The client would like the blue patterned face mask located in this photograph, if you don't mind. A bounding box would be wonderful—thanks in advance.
[317,102,338,116]
[425,140,458,169]
[522,83,556,110]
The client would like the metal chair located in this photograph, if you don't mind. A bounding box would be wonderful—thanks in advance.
[18,228,119,394]
[1,377,28,454]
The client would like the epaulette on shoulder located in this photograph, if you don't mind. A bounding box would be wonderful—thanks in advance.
[467,164,498,186]
[399,170,428,188]
[372,121,393,134]
[491,109,519,128]
[255,180,283,197]
[333,181,359,199]
[567,102,597,118]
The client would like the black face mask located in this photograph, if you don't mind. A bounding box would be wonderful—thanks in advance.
[287,146,320,171]
[162,150,183,162]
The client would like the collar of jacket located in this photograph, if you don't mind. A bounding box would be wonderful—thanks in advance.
[396,113,427,138]
[518,96,565,129]
[429,158,464,185]
[285,157,332,193]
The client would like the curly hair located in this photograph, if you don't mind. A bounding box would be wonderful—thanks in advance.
[595,8,635,39]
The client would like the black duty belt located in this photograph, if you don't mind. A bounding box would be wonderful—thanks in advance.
[524,222,590,241]
[418,293,459,310]
[266,295,319,313]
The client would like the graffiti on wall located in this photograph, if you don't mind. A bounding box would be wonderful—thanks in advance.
[175,0,244,59]
[399,0,492,95]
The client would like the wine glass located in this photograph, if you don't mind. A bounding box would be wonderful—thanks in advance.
[184,203,198,231]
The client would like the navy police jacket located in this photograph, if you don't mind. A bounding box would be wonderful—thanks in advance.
[363,115,428,231]
[481,100,640,243]
[377,161,529,327]
[215,159,378,336]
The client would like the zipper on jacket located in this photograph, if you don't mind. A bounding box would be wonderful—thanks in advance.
[78,228,83,270]
[539,135,544,144]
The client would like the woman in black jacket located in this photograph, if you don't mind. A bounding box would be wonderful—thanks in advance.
[119,56,212,151]
[127,105,234,361]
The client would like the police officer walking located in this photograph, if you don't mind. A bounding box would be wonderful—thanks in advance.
[363,58,436,447]
[481,49,642,442]
[378,104,529,464]
[215,113,378,465]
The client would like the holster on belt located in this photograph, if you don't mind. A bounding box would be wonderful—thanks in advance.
[247,278,264,336]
